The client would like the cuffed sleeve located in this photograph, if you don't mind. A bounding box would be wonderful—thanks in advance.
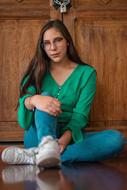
[18,85,36,130]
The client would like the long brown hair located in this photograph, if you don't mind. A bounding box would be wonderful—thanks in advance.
[19,19,86,98]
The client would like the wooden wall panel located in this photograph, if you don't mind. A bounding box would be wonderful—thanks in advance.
[0,20,46,121]
[63,0,127,135]
[75,20,127,121]
[0,1,50,142]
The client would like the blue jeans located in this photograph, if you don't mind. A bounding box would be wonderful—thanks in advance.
[24,94,125,163]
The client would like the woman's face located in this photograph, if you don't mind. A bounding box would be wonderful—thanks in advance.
[42,27,68,63]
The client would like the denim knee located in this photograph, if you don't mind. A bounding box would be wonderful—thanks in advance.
[41,91,51,96]
[106,130,125,152]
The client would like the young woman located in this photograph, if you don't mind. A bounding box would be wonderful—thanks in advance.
[1,20,125,168]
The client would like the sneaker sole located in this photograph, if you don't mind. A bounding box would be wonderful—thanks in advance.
[36,154,60,168]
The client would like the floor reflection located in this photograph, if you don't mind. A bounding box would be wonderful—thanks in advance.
[1,163,126,190]
[61,163,126,190]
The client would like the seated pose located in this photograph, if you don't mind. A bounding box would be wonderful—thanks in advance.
[1,20,125,168]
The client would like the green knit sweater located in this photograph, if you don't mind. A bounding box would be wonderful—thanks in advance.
[18,64,96,143]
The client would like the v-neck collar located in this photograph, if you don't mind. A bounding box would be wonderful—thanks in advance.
[48,64,80,87]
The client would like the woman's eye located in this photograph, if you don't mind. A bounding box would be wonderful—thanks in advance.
[54,37,63,43]
[44,41,50,46]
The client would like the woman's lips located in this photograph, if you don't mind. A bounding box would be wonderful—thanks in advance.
[50,53,60,58]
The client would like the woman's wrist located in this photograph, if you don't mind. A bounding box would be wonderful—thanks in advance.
[24,96,35,110]
[29,96,35,109]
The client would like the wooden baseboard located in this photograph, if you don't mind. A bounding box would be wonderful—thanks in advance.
[86,125,127,137]
[0,125,127,143]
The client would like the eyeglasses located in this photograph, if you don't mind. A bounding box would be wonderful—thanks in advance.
[41,37,64,50]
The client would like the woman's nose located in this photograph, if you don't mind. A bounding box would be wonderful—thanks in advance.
[50,42,57,50]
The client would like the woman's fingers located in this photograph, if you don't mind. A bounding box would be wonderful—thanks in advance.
[59,144,66,153]
[45,97,62,115]
[33,95,62,116]
[47,105,61,116]
[51,98,61,108]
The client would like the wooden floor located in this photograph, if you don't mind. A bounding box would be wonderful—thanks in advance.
[0,146,127,190]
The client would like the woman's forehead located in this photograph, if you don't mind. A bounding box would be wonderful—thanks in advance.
[43,28,63,40]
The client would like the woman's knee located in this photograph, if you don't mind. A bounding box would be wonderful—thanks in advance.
[105,130,125,151]
[41,91,51,96]
[34,108,57,125]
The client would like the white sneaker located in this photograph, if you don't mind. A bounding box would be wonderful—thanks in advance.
[36,136,61,168]
[1,147,38,165]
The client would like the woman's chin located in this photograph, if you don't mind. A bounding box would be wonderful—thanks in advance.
[51,57,63,63]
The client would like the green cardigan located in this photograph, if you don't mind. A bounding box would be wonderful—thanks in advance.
[18,64,96,143]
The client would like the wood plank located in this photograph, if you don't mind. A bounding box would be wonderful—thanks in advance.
[74,0,127,10]
[0,0,50,18]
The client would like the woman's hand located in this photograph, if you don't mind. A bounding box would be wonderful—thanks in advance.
[29,95,62,116]
[58,143,67,154]
[58,130,72,153]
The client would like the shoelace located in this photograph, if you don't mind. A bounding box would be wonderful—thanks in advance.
[13,149,35,164]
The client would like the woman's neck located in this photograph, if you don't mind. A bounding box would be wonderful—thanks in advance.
[50,59,76,71]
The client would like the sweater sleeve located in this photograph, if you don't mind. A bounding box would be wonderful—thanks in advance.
[63,69,96,143]
[17,84,36,130]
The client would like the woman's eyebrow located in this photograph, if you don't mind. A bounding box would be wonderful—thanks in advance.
[43,36,63,42]
[43,40,50,42]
